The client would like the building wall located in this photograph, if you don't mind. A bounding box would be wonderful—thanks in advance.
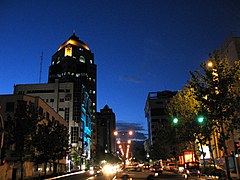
[14,80,92,170]
[48,33,97,159]
[96,105,116,154]
[0,94,67,179]
[144,91,177,146]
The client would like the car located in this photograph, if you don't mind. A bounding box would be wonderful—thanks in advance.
[116,166,158,180]
[182,162,201,179]
[152,164,163,175]
[166,163,176,171]
[89,165,103,176]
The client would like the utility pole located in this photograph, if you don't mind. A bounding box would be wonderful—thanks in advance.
[39,52,43,83]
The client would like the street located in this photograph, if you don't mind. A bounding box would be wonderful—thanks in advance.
[45,170,210,180]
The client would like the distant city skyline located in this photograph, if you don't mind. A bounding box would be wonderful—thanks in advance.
[1,0,240,133]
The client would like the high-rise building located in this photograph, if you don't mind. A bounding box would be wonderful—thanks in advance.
[96,105,116,155]
[144,91,177,146]
[14,33,96,170]
[48,33,97,156]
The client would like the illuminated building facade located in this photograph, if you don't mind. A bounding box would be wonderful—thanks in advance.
[14,33,96,170]
[48,33,97,159]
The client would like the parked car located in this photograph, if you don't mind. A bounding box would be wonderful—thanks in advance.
[116,166,158,180]
[183,162,201,179]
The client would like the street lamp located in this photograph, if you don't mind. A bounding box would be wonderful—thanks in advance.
[114,130,133,167]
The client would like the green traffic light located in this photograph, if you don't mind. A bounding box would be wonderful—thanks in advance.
[173,118,178,124]
[198,116,204,123]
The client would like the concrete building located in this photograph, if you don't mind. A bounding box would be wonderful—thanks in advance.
[48,33,97,159]
[96,105,116,155]
[219,36,240,65]
[14,33,95,170]
[14,81,92,170]
[144,91,177,146]
[0,94,67,179]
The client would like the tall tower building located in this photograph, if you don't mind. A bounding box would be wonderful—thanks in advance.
[14,33,96,170]
[48,33,97,158]
[96,105,116,156]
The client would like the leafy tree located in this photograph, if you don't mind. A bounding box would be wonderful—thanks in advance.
[167,88,201,151]
[8,101,42,180]
[149,122,177,161]
[188,51,240,179]
[32,119,69,176]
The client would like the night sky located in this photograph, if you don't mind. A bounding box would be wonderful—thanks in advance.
[1,0,240,134]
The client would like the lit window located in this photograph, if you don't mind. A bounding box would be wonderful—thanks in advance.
[93,91,95,94]
[79,48,83,51]
[76,73,80,77]
[90,59,93,64]
[79,56,85,63]
[64,46,72,57]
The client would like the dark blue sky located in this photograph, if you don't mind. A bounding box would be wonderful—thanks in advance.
[1,0,240,133]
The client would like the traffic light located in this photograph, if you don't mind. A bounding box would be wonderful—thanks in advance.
[197,115,204,124]
[234,142,240,157]
[172,117,179,124]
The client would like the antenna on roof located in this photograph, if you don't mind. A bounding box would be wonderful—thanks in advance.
[39,52,43,83]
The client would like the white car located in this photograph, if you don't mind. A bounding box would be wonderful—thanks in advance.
[116,167,158,180]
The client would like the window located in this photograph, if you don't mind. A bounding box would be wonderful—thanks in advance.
[79,56,85,63]
[60,98,64,102]
[59,108,64,111]
[65,107,69,121]
[89,59,93,64]
[50,99,54,102]
[71,127,79,143]
[64,46,72,57]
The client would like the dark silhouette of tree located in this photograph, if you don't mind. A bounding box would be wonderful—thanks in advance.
[32,119,69,176]
[9,101,42,180]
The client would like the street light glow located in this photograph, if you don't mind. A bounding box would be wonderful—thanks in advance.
[113,131,118,136]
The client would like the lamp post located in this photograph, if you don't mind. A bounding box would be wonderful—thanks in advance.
[114,130,133,168]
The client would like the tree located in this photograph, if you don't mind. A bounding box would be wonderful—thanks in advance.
[32,119,69,176]
[9,101,42,180]
[167,88,201,150]
[188,51,240,179]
